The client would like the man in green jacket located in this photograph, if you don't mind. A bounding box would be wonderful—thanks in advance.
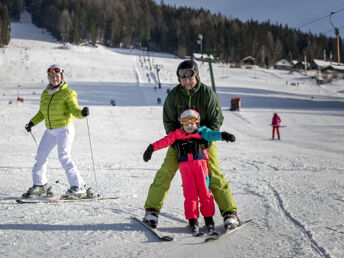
[143,60,239,229]
[23,64,90,199]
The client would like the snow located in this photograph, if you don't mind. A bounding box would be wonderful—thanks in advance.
[1,13,344,258]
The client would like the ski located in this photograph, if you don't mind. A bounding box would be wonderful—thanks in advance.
[204,219,253,243]
[193,231,205,237]
[132,216,174,241]
[16,196,120,204]
[205,231,219,239]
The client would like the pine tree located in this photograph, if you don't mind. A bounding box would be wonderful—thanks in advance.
[58,9,72,43]
[0,2,11,47]
[89,18,97,45]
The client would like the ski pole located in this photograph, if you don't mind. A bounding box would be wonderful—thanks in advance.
[29,131,60,184]
[86,116,100,197]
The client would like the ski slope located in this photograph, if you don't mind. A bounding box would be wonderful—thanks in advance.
[0,12,344,258]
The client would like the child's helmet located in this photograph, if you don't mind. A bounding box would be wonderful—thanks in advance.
[179,109,200,125]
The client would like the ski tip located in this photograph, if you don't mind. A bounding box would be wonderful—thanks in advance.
[241,219,253,225]
[205,236,219,242]
[162,236,174,241]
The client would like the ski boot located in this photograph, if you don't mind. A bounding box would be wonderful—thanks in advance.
[204,216,217,236]
[189,218,203,236]
[223,211,241,230]
[61,185,87,200]
[22,184,53,198]
[143,208,159,228]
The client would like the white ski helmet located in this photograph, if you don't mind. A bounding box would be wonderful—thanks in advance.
[47,64,64,77]
[179,109,200,125]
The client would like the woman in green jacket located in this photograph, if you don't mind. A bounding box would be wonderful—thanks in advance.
[23,64,90,199]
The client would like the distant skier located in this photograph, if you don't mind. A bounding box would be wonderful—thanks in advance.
[110,99,116,106]
[272,113,281,140]
[23,64,91,199]
[143,109,236,234]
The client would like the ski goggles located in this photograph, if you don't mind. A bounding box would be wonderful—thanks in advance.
[47,68,61,74]
[177,69,195,78]
[180,116,199,125]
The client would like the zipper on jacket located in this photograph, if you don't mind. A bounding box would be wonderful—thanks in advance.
[47,94,56,129]
[188,91,191,108]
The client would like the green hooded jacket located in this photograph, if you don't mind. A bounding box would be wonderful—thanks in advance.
[30,83,85,129]
[163,81,224,134]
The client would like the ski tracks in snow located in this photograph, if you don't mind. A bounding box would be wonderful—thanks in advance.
[265,180,331,258]
[233,167,334,257]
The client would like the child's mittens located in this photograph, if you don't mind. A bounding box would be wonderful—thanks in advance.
[221,132,236,142]
[143,144,154,162]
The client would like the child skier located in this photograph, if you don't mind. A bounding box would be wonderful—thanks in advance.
[143,109,236,234]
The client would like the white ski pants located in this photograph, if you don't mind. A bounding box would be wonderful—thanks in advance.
[32,124,85,188]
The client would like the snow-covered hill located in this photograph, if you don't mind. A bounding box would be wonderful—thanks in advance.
[0,13,344,258]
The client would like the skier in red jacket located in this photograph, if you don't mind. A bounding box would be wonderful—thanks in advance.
[272,113,281,140]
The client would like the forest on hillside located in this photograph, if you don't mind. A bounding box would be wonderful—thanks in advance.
[0,1,10,47]
[2,0,343,66]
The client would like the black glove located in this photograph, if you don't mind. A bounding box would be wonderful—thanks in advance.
[143,144,154,162]
[81,107,89,117]
[222,132,236,142]
[25,122,34,132]
[199,139,211,150]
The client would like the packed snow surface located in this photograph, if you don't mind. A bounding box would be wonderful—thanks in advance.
[0,13,343,258]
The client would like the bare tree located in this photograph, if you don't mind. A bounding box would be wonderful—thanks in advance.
[58,9,73,43]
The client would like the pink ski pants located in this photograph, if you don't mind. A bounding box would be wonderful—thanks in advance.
[179,157,215,220]
[272,126,280,139]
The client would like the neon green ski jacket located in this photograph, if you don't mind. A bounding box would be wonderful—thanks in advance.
[30,83,85,129]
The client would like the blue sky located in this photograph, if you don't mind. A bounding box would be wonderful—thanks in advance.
[154,0,344,36]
